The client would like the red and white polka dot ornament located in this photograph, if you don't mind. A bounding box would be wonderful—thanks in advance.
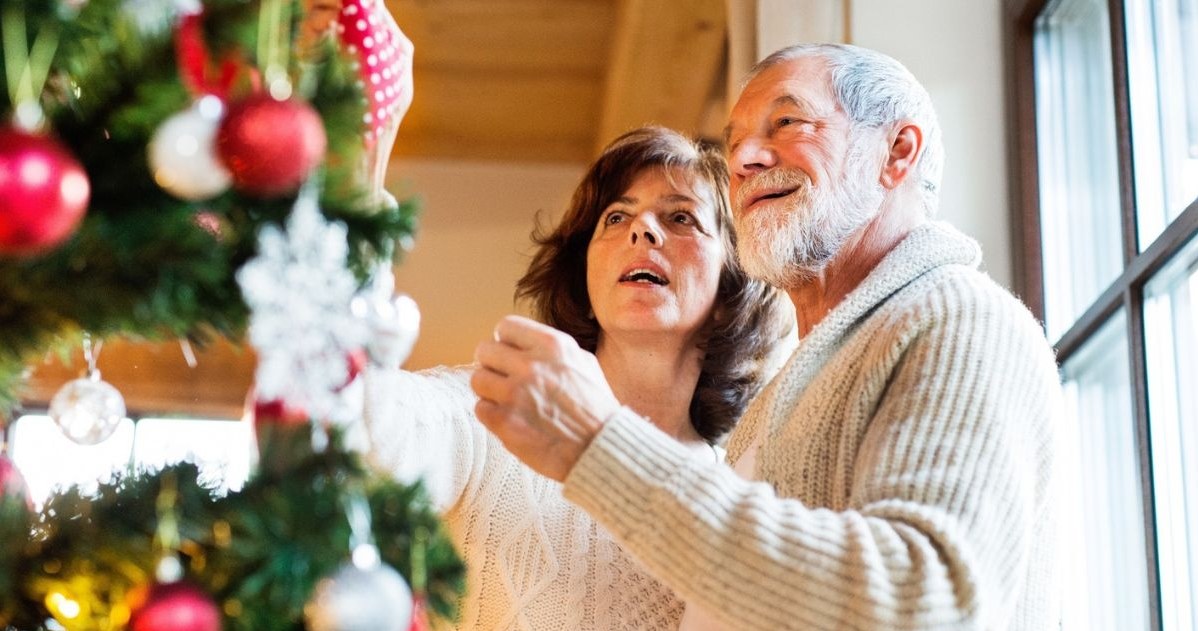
[336,0,412,146]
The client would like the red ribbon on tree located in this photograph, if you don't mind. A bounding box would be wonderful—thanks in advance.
[174,11,241,99]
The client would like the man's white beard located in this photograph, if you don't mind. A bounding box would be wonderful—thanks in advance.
[733,146,885,288]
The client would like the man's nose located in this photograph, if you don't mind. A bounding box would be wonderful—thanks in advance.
[729,137,775,178]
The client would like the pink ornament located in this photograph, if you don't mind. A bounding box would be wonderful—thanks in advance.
[128,581,221,631]
[0,126,90,258]
[336,0,412,144]
[216,94,327,197]
[408,595,429,631]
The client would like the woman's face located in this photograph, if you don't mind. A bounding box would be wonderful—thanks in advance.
[586,167,725,344]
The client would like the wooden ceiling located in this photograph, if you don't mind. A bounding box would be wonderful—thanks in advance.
[387,0,729,163]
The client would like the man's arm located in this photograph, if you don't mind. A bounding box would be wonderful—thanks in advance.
[473,293,1060,630]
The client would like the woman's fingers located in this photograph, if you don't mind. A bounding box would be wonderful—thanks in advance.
[492,315,568,355]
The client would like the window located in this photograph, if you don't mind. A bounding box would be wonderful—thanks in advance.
[1008,0,1198,628]
[8,414,250,509]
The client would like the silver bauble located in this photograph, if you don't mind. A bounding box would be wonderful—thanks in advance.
[304,560,413,631]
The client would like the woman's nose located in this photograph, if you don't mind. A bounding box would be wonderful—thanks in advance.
[629,216,662,247]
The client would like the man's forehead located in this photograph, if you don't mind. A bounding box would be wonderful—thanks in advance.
[724,59,835,139]
[743,58,832,108]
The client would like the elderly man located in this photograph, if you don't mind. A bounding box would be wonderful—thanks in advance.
[471,43,1060,630]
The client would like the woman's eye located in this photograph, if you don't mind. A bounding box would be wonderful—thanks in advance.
[670,212,694,225]
[604,212,625,225]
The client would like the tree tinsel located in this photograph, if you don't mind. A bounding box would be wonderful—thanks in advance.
[0,0,420,413]
[0,433,465,629]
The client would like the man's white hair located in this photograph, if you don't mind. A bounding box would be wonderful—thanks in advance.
[744,44,944,215]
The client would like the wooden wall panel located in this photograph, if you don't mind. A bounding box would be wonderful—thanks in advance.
[20,339,255,419]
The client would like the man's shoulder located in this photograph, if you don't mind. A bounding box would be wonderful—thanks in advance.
[875,263,1051,353]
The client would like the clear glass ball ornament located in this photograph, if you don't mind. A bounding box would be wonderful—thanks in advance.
[49,375,126,445]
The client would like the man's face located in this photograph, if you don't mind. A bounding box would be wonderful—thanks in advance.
[724,56,884,287]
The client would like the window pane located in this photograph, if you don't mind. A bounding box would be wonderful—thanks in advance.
[7,414,135,508]
[1034,0,1125,340]
[132,417,252,494]
[1144,234,1198,631]
[1126,0,1198,248]
[1057,311,1151,631]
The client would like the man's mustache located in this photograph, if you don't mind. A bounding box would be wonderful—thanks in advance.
[735,168,811,212]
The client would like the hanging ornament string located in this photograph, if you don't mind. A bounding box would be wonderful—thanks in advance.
[152,469,185,582]
[1,5,59,130]
[344,487,379,568]
[257,0,294,100]
[81,332,102,379]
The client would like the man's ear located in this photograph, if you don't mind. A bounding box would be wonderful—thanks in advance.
[879,122,922,190]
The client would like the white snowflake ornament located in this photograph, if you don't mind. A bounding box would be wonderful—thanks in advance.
[236,188,368,422]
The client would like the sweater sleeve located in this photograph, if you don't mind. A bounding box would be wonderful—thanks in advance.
[562,286,1060,630]
[361,364,488,513]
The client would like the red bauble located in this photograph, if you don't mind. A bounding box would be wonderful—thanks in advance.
[216,94,327,197]
[251,397,310,427]
[127,581,221,631]
[0,126,90,257]
[0,453,32,510]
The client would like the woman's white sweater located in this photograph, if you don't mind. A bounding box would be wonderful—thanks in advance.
[363,366,685,630]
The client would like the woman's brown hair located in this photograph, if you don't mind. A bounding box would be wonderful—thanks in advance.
[515,126,792,442]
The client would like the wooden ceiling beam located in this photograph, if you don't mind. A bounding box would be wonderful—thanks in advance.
[596,0,727,153]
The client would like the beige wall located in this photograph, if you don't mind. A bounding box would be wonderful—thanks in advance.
[388,0,1013,370]
[850,0,1011,287]
[387,159,585,369]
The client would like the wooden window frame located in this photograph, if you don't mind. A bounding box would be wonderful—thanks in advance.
[1004,1,1198,628]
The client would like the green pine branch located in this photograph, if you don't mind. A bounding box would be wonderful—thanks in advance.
[0,0,420,414]
[0,438,463,630]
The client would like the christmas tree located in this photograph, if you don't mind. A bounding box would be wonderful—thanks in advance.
[0,0,465,628]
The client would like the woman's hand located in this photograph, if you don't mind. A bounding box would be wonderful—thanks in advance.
[471,315,621,482]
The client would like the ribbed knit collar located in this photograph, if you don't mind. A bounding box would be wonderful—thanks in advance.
[728,220,982,458]
[798,220,981,353]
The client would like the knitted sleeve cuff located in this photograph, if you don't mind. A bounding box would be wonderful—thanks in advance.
[562,406,695,543]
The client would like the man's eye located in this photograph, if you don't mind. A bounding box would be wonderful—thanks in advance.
[776,116,810,130]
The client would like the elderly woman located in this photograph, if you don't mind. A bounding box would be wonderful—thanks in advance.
[363,126,792,630]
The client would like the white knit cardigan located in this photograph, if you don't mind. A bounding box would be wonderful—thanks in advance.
[563,221,1063,630]
[362,366,686,630]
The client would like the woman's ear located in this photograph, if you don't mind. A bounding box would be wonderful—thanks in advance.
[879,122,923,190]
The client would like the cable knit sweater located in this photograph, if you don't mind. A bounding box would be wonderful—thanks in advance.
[563,221,1062,630]
[362,366,686,630]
